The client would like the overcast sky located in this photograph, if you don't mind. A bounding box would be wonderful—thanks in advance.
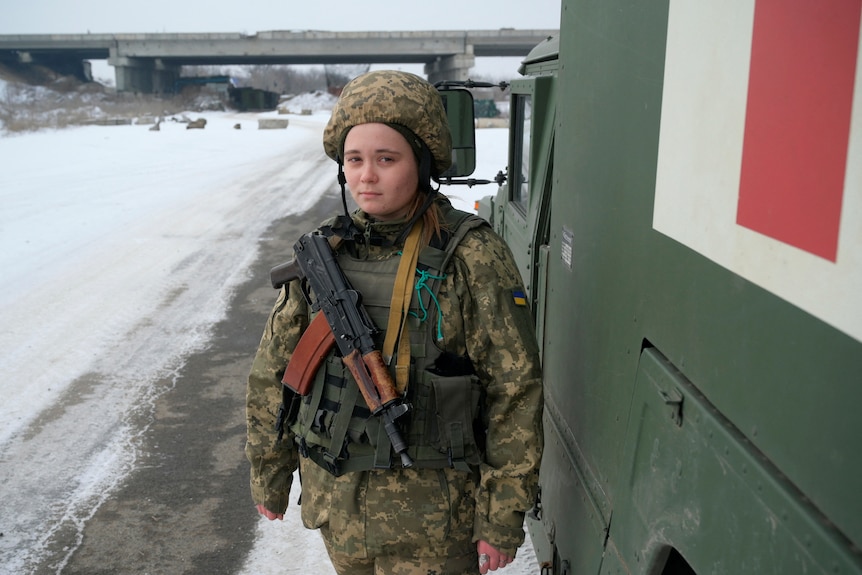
[1,0,561,34]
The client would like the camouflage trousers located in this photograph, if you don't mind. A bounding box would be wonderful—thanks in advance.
[298,458,484,573]
[321,525,480,575]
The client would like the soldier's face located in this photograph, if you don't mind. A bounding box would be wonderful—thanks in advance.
[343,123,420,221]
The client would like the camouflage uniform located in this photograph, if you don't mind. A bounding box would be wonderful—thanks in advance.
[245,71,543,574]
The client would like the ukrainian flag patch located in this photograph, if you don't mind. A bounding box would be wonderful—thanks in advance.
[512,289,527,306]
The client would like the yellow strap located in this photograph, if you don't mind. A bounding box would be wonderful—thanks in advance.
[382,222,423,392]
[394,314,412,393]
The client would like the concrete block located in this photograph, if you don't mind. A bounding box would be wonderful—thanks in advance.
[258,118,289,130]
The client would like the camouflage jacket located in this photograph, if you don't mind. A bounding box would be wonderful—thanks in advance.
[245,200,544,557]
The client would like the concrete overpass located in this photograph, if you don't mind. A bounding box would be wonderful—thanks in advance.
[0,29,556,93]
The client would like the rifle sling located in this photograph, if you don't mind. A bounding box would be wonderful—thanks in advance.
[382,222,423,394]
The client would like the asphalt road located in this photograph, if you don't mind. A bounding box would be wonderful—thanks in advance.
[38,194,342,575]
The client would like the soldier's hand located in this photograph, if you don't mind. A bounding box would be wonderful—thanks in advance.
[255,504,284,521]
[477,540,513,573]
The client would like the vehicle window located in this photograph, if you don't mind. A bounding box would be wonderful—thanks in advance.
[511,94,532,211]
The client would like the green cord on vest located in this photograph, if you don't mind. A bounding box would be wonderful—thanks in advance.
[410,269,447,341]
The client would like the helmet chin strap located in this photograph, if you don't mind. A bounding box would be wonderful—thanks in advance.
[323,159,364,244]
[338,161,350,216]
[417,140,433,194]
[394,143,437,246]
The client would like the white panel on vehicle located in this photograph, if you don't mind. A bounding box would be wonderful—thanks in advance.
[653,0,862,343]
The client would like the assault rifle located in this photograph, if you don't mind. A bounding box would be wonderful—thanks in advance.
[273,232,414,469]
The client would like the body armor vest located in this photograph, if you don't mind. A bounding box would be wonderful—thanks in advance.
[287,207,487,476]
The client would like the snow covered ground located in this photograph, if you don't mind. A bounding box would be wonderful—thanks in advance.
[0,102,539,573]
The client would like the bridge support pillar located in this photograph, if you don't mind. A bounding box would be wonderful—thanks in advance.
[109,53,179,94]
[152,59,180,93]
[425,49,475,84]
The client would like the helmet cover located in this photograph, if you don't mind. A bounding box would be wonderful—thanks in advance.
[323,70,452,175]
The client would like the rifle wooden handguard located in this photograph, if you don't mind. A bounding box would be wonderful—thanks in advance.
[343,349,400,413]
[282,313,336,395]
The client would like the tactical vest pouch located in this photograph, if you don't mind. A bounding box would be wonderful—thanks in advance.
[290,352,380,475]
[275,385,303,442]
[427,373,483,466]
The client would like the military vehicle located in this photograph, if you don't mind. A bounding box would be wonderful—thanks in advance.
[445,1,862,573]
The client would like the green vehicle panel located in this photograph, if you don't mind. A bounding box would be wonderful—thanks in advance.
[475,1,862,573]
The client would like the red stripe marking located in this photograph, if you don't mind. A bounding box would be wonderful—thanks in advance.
[737,0,860,262]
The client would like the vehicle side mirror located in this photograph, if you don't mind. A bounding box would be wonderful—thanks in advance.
[438,88,476,178]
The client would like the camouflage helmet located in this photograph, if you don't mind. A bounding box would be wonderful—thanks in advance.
[323,70,452,176]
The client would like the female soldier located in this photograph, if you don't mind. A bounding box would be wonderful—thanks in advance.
[245,70,543,575]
